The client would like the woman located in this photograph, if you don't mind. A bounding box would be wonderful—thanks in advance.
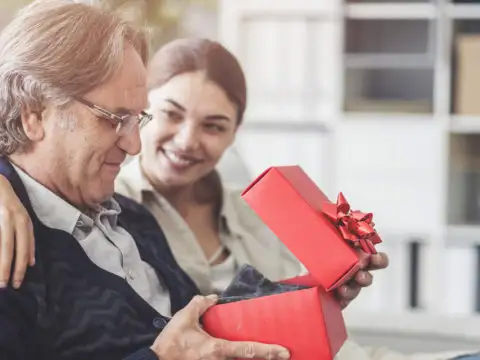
[0,37,385,299]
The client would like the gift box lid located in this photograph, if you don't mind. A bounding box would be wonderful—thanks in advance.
[241,165,381,290]
[242,166,328,212]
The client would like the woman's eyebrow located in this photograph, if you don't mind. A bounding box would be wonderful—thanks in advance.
[205,114,232,122]
[164,98,186,111]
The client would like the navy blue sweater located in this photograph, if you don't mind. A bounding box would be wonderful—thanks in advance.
[0,159,200,360]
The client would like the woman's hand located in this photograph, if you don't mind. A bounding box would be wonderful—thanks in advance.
[335,250,389,309]
[0,175,34,289]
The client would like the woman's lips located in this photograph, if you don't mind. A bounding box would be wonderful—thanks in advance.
[162,149,203,170]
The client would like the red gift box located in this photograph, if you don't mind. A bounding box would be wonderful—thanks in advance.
[242,165,382,291]
[202,165,382,360]
[204,287,346,360]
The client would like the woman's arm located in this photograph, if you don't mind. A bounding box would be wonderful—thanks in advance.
[0,175,34,289]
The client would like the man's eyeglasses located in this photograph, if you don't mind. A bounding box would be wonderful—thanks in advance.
[75,97,152,136]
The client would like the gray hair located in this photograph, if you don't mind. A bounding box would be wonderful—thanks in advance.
[0,0,149,155]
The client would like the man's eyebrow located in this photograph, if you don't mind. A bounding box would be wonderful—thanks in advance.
[111,107,135,115]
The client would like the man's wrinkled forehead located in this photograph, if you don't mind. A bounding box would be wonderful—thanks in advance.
[94,46,148,113]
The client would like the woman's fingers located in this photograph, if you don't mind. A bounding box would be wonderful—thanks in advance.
[0,210,14,287]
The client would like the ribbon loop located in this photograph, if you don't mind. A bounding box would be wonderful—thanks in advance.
[322,193,382,254]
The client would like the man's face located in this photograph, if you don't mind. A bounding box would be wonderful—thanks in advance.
[37,44,148,208]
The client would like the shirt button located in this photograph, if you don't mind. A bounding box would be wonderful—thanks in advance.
[153,317,167,329]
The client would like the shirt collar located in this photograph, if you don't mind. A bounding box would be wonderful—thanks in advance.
[12,163,82,234]
[12,164,122,235]
[218,186,242,237]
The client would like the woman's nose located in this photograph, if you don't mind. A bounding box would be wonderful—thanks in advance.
[173,123,200,151]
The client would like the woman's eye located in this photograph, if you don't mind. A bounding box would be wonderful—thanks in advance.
[204,123,225,133]
[161,109,182,121]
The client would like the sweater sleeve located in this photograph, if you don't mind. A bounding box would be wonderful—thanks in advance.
[0,286,38,360]
[123,347,159,360]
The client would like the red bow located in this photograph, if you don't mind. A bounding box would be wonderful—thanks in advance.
[322,193,382,254]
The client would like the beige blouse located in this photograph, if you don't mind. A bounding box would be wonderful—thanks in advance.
[115,157,305,295]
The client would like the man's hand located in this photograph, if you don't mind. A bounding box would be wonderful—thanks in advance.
[335,250,389,309]
[151,294,291,360]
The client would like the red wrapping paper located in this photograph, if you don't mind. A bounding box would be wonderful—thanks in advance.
[203,287,346,360]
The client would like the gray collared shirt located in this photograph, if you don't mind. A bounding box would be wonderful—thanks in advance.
[13,164,171,317]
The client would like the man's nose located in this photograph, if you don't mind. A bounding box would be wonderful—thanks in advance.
[117,125,142,156]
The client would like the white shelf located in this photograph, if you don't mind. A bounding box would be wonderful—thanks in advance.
[345,54,434,69]
[446,3,480,20]
[345,3,437,19]
[447,225,480,247]
[344,309,480,343]
[221,0,341,18]
[450,115,480,133]
[242,121,331,133]
[220,0,480,323]
[342,113,434,121]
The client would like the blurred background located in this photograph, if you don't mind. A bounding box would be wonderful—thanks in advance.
[3,0,480,354]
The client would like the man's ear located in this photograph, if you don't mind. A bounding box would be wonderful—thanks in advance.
[20,107,45,142]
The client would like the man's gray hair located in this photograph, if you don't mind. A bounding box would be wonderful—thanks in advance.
[0,0,149,155]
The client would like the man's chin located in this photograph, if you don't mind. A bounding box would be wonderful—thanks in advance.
[91,187,115,206]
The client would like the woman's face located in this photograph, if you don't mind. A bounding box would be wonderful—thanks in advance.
[141,71,238,189]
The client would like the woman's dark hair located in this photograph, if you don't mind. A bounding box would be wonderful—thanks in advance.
[147,38,247,125]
